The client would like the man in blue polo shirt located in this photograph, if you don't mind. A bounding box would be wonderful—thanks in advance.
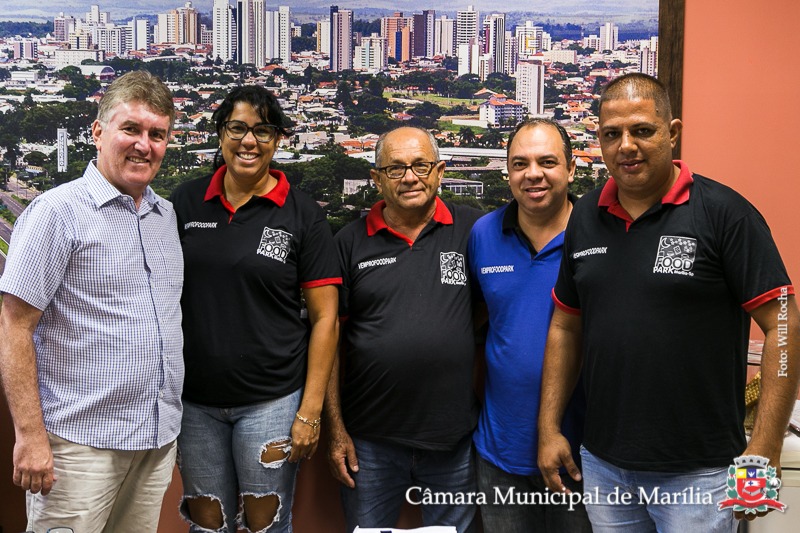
[325,126,481,532]
[538,73,799,531]
[468,119,591,532]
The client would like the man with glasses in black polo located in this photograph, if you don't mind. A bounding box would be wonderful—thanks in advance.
[324,126,482,532]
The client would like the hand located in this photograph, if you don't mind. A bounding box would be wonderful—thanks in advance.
[326,425,358,488]
[734,448,782,522]
[13,430,56,495]
[538,432,581,493]
[287,416,320,463]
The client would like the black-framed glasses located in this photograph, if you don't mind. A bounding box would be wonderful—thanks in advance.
[223,120,279,143]
[376,161,439,180]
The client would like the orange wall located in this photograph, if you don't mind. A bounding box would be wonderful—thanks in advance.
[682,1,800,293]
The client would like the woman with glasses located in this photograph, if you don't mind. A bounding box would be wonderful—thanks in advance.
[169,86,341,532]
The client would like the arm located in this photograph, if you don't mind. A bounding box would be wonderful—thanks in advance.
[288,285,339,463]
[0,294,55,495]
[537,307,584,493]
[323,336,359,488]
[740,294,800,520]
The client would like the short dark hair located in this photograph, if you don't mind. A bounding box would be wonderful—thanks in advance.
[212,85,294,169]
[599,73,673,120]
[507,118,573,164]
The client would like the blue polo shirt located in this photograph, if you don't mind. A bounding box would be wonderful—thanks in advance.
[469,200,585,475]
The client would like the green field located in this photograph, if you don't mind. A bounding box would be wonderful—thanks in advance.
[0,238,8,255]
[437,120,488,135]
[385,91,477,109]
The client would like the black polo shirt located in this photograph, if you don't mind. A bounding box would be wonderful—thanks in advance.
[553,161,794,471]
[171,166,341,407]
[336,198,482,450]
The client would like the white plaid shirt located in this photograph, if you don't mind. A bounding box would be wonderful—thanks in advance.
[0,162,184,450]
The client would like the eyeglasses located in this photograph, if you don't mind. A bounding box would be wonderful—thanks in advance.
[376,161,439,180]
[223,120,279,143]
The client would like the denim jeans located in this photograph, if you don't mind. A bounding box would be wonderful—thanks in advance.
[340,435,477,533]
[177,389,302,533]
[476,454,592,533]
[580,446,738,533]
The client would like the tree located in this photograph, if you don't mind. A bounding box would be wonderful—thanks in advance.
[0,134,21,168]
[458,127,477,147]
[479,128,504,149]
[335,81,354,110]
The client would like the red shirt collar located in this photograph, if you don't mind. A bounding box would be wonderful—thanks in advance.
[598,160,693,217]
[366,196,453,237]
[203,165,290,213]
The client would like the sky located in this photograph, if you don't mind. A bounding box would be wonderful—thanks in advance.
[2,1,658,23]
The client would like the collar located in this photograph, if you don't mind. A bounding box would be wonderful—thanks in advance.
[84,161,162,211]
[203,165,290,213]
[598,160,693,222]
[366,196,453,237]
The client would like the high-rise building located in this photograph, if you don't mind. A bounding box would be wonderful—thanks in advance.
[503,31,518,75]
[94,25,128,56]
[354,33,387,72]
[599,22,618,51]
[381,12,407,61]
[54,13,77,42]
[583,34,601,51]
[517,60,545,116]
[412,10,435,59]
[237,0,259,65]
[640,37,658,76]
[457,5,478,46]
[176,2,200,44]
[330,7,353,71]
[516,22,544,58]
[86,5,111,25]
[128,18,151,52]
[156,13,177,44]
[213,0,236,62]
[434,16,455,57]
[12,40,38,60]
[484,13,505,75]
[457,38,480,77]
[266,6,291,65]
[317,19,330,54]
[69,30,93,50]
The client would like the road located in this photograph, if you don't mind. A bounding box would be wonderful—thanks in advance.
[0,175,40,276]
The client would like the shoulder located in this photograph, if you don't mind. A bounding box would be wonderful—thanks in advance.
[334,216,366,245]
[471,205,505,235]
[691,174,755,211]
[286,184,325,215]
[171,174,213,202]
[443,200,484,227]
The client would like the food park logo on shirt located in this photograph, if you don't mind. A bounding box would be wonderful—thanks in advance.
[653,236,696,277]
[256,226,292,263]
[718,455,786,514]
[440,251,467,286]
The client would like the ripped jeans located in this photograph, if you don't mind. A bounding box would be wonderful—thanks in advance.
[177,389,302,532]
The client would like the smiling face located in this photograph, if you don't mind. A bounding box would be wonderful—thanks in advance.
[371,127,444,215]
[507,123,575,220]
[92,100,171,202]
[220,101,280,183]
[599,97,682,199]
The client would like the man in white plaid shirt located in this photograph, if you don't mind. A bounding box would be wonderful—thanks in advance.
[0,71,184,533]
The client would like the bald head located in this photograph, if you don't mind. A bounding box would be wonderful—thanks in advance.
[375,126,440,167]
[599,73,673,121]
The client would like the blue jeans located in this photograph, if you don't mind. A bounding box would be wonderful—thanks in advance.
[580,446,738,533]
[476,454,592,533]
[341,435,477,533]
[177,389,302,533]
